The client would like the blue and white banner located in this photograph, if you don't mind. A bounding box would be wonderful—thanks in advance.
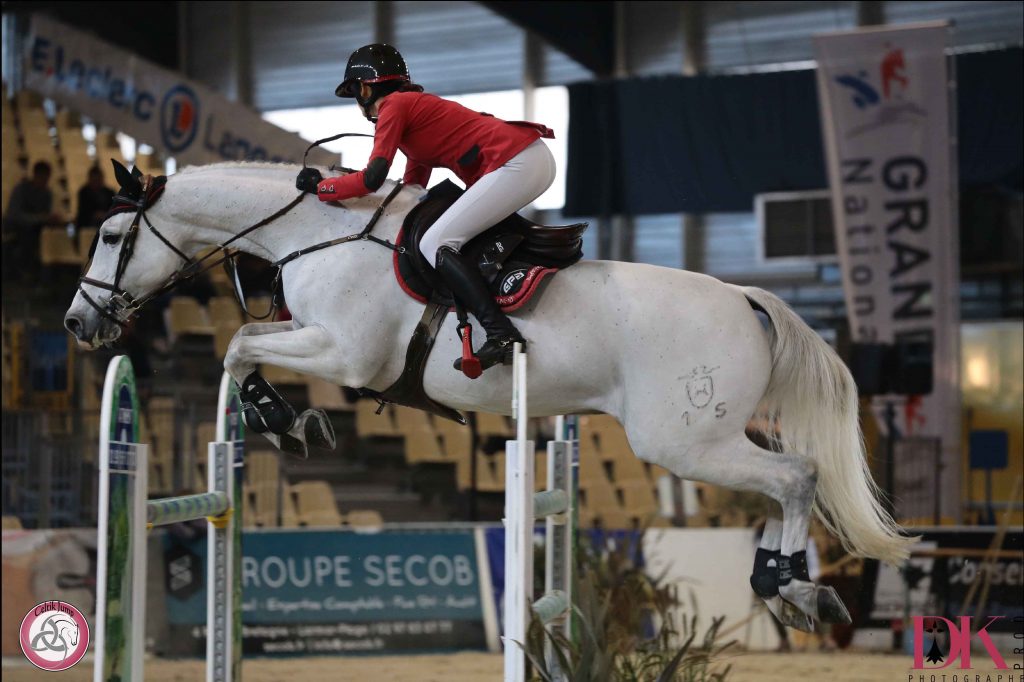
[163,528,498,656]
[24,14,335,167]
[814,22,961,520]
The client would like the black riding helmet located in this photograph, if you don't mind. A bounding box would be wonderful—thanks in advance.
[336,43,409,98]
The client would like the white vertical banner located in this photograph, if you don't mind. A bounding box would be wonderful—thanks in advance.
[814,22,961,521]
[23,14,336,167]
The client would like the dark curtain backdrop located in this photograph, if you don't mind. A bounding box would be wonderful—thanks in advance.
[565,48,1023,216]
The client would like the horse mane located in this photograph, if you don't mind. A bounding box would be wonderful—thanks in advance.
[175,161,300,175]
[173,161,403,193]
[170,161,411,214]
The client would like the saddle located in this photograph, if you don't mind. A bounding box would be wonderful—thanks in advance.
[361,180,588,423]
[394,179,588,309]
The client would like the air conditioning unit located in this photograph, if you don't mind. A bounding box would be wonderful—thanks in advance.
[756,190,837,263]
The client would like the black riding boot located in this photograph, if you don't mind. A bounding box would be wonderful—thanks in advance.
[435,245,525,372]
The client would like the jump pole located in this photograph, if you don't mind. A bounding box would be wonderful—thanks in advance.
[504,344,576,682]
[94,357,244,682]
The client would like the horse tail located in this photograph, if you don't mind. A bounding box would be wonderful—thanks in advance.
[740,286,916,565]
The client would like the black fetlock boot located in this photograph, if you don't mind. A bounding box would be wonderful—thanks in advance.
[240,371,297,435]
[435,245,525,374]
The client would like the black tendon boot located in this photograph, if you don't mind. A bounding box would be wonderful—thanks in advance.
[435,245,525,374]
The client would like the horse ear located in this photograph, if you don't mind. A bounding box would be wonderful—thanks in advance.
[130,165,143,179]
[111,159,133,189]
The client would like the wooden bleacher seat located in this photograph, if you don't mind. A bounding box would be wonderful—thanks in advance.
[167,297,214,339]
[534,449,548,493]
[249,482,279,527]
[77,228,97,261]
[281,486,300,527]
[208,296,244,329]
[475,412,512,438]
[39,227,81,266]
[214,326,234,360]
[403,427,446,464]
[355,400,398,437]
[136,151,164,175]
[306,377,350,411]
[577,447,610,488]
[208,296,243,360]
[476,453,506,492]
[580,477,632,529]
[260,363,307,385]
[595,420,635,463]
[143,397,176,493]
[434,418,472,460]
[610,452,649,483]
[241,485,258,528]
[345,509,384,529]
[619,480,659,519]
[292,480,344,526]
[246,451,281,490]
[394,406,433,434]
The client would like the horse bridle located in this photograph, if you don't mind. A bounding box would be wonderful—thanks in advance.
[78,133,403,330]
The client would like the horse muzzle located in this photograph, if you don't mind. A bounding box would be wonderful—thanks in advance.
[64,309,122,349]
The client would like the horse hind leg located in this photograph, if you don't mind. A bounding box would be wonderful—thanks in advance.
[774,457,852,626]
[641,431,849,627]
[751,517,814,632]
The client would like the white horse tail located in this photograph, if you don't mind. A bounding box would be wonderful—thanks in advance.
[740,286,916,565]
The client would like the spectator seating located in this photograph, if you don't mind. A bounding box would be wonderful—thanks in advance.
[306,376,350,411]
[291,480,344,526]
[167,297,215,342]
[355,400,399,438]
[77,227,97,261]
[345,509,384,529]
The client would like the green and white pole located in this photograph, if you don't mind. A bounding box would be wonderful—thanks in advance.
[94,358,243,682]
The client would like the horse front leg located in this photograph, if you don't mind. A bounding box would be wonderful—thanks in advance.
[224,324,339,457]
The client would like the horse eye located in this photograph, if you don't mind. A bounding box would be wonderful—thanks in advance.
[103,234,121,246]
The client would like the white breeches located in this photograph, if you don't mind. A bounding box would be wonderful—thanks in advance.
[418,139,556,264]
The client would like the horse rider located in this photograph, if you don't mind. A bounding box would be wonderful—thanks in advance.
[295,43,556,373]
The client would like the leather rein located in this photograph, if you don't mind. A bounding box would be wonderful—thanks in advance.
[77,132,404,328]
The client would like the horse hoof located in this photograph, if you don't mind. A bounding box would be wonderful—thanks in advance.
[299,409,336,450]
[816,586,852,625]
[780,601,815,632]
[763,596,814,633]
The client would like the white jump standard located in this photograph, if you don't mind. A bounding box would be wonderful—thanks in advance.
[94,357,244,682]
[504,344,576,682]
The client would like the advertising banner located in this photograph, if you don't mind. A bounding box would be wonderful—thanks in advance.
[163,528,494,656]
[863,528,1022,633]
[814,23,961,519]
[23,14,335,167]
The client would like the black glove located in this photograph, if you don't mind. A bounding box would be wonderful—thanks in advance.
[295,167,323,195]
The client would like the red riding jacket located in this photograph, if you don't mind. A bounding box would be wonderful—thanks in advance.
[315,91,553,202]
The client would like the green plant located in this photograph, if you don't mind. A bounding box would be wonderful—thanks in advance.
[520,527,734,681]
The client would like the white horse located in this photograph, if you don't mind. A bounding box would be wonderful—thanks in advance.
[65,161,913,630]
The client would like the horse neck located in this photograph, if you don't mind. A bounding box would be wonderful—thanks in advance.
[159,167,412,265]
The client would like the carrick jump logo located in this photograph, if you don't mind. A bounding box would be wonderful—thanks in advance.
[19,600,90,671]
[161,84,200,152]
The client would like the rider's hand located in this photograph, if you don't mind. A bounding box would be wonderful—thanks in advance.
[295,167,323,195]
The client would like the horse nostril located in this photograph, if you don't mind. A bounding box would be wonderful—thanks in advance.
[65,315,83,339]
